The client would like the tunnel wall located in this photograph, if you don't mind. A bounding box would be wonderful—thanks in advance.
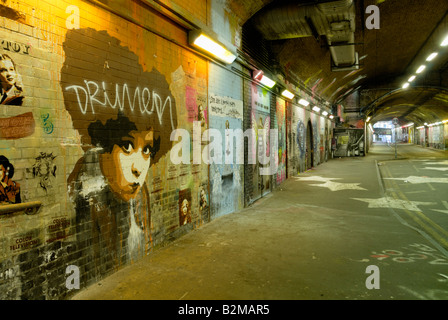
[414,124,448,150]
[0,0,331,299]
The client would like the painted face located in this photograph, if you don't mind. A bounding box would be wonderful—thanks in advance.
[100,130,154,202]
[0,59,17,91]
[181,199,188,215]
[200,189,206,202]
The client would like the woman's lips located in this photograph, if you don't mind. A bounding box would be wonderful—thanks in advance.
[129,183,140,193]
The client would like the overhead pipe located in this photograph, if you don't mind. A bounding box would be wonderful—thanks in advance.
[252,0,358,70]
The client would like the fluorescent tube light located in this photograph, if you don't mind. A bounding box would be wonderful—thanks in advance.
[426,52,438,61]
[312,106,320,112]
[441,35,448,46]
[366,116,371,122]
[416,65,426,74]
[402,82,410,89]
[329,115,334,119]
[259,75,276,88]
[189,31,236,64]
[408,75,416,82]
[322,111,328,116]
[281,89,294,99]
[298,99,309,107]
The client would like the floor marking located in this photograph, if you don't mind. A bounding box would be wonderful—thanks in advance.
[442,201,448,210]
[422,167,448,171]
[351,196,436,211]
[432,209,448,215]
[382,166,448,250]
[293,176,341,182]
[383,176,448,184]
[309,181,367,191]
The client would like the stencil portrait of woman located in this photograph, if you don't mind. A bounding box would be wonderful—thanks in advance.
[62,28,178,275]
[0,53,24,106]
[0,155,21,204]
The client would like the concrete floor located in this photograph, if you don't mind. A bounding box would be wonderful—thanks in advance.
[71,143,448,300]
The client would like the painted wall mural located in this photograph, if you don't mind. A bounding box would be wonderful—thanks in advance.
[275,97,286,185]
[0,53,24,105]
[0,0,335,300]
[61,27,179,271]
[251,83,271,199]
[0,155,21,204]
[209,92,244,218]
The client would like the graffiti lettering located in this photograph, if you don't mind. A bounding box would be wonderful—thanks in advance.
[40,113,54,134]
[65,80,175,129]
[1,40,30,55]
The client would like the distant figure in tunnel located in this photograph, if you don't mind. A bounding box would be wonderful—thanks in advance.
[0,54,24,105]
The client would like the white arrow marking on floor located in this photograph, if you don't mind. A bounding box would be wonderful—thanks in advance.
[432,209,448,215]
[383,176,448,184]
[294,176,341,182]
[424,160,448,165]
[422,167,448,171]
[309,181,367,191]
[443,201,448,209]
[351,197,437,211]
[433,201,448,214]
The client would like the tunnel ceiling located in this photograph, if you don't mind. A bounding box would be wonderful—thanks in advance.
[234,0,448,126]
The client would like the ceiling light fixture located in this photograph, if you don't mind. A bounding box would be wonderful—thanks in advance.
[322,111,328,116]
[441,35,448,47]
[188,31,237,64]
[312,106,321,113]
[408,75,416,82]
[426,52,438,61]
[416,65,426,74]
[329,115,334,119]
[366,116,371,122]
[258,75,276,88]
[402,82,410,89]
[298,99,309,107]
[281,89,294,99]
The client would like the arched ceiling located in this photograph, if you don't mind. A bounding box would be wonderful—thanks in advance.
[231,0,448,126]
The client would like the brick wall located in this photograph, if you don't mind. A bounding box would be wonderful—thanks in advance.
[0,0,334,300]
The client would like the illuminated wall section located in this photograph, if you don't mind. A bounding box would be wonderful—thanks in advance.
[0,0,210,299]
[208,63,244,218]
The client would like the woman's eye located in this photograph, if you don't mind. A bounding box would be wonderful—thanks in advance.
[122,142,133,153]
[143,146,151,156]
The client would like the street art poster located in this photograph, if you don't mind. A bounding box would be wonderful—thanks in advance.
[209,93,243,217]
[275,97,286,184]
[198,184,209,223]
[251,83,271,198]
[291,105,307,174]
[0,155,21,204]
[179,188,192,226]
[0,52,24,106]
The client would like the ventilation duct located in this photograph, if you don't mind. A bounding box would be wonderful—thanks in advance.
[252,0,358,71]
